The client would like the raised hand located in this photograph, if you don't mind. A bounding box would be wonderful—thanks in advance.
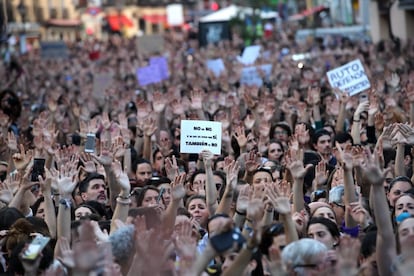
[233,125,247,149]
[287,154,312,180]
[244,150,261,175]
[190,89,203,110]
[56,155,79,198]
[273,197,292,215]
[101,111,112,130]
[334,142,353,171]
[112,160,130,194]
[73,221,101,272]
[387,72,400,88]
[173,220,196,262]
[201,149,214,167]
[91,141,113,167]
[314,161,328,187]
[0,180,13,204]
[348,196,372,227]
[171,173,186,202]
[236,185,251,214]
[56,237,75,268]
[79,152,97,174]
[12,144,33,171]
[246,199,265,224]
[165,155,179,181]
[336,235,361,274]
[7,132,18,152]
[224,158,239,192]
[243,114,256,130]
[295,123,309,147]
[143,116,157,137]
[353,101,369,121]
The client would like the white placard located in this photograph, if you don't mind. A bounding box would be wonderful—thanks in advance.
[180,120,222,155]
[240,64,272,87]
[326,59,370,96]
[206,59,225,77]
[167,4,184,26]
[237,45,261,65]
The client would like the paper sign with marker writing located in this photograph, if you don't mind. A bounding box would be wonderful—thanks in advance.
[240,64,272,87]
[206,59,225,77]
[237,45,261,65]
[180,120,222,155]
[326,59,370,96]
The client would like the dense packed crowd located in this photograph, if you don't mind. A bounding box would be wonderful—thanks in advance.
[0,24,414,275]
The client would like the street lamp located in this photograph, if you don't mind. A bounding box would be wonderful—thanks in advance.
[17,0,27,24]
[17,0,27,54]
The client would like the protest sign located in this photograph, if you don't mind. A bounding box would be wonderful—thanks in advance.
[240,64,272,87]
[237,45,261,65]
[150,56,169,80]
[326,59,370,96]
[180,120,222,155]
[206,59,225,77]
[40,41,69,59]
[198,21,231,47]
[166,4,184,26]
[137,35,164,55]
[136,65,162,86]
[93,73,113,98]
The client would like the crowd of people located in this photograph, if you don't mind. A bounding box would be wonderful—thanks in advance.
[0,23,413,275]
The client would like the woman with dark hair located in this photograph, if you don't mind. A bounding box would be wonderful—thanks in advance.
[189,169,207,195]
[135,185,164,210]
[307,217,340,250]
[0,89,22,135]
[266,139,284,163]
[260,223,286,256]
[186,195,209,230]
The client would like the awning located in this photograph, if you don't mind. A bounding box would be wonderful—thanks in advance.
[46,19,82,27]
[142,14,167,24]
[106,14,134,31]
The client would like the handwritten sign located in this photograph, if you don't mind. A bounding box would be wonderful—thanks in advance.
[136,65,162,86]
[180,120,222,155]
[237,45,261,65]
[206,59,225,77]
[240,64,272,87]
[150,56,169,80]
[326,59,370,96]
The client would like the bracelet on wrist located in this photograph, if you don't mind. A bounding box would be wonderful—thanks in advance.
[117,194,130,200]
[116,197,131,205]
[236,210,246,216]
[59,198,72,209]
